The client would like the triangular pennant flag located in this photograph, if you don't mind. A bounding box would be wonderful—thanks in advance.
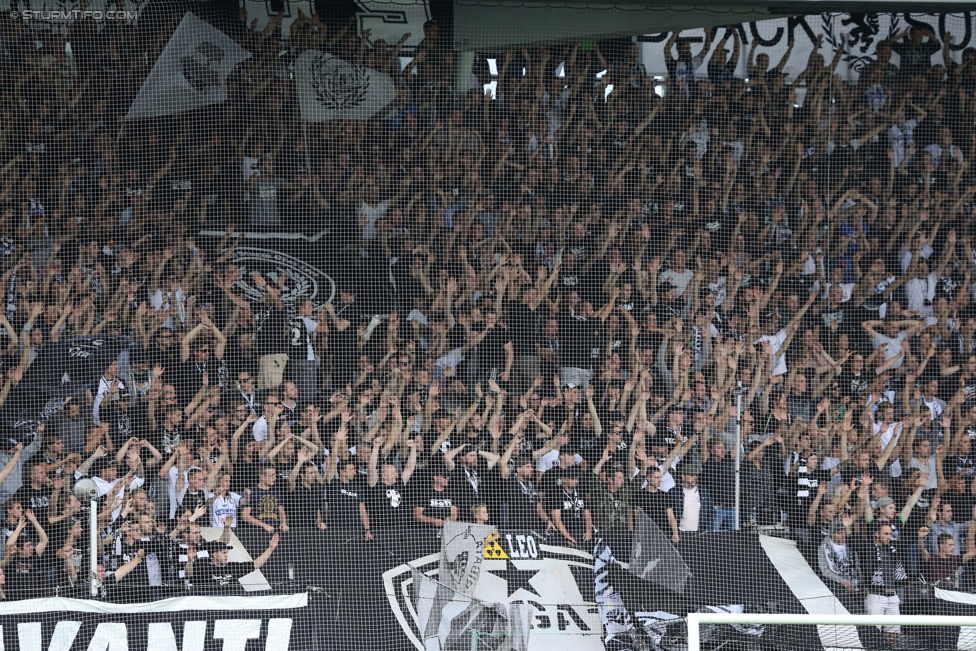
[126,13,251,120]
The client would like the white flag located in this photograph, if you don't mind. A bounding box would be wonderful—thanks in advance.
[295,50,396,121]
[126,13,251,120]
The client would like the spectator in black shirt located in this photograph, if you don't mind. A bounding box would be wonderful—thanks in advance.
[701,436,736,531]
[499,427,550,532]
[475,312,514,385]
[1,510,49,599]
[548,466,591,547]
[366,436,418,539]
[891,26,940,79]
[636,467,679,544]
[323,455,372,539]
[443,440,501,517]
[240,464,288,583]
[13,463,52,513]
[413,465,458,538]
[185,534,279,593]
[537,317,560,380]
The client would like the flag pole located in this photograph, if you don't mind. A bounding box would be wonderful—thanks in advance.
[734,382,743,531]
[301,120,312,176]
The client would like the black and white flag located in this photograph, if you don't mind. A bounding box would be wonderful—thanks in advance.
[295,51,396,121]
[629,509,692,595]
[440,521,496,596]
[126,13,252,120]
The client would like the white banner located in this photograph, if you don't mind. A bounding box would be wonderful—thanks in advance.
[641,13,976,84]
[126,13,252,120]
[295,50,396,121]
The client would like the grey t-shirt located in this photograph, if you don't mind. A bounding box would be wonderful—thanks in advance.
[247,177,283,228]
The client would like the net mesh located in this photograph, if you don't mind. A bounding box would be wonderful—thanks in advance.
[0,2,972,650]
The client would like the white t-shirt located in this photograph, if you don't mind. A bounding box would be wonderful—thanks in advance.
[211,492,243,528]
[149,287,185,330]
[252,416,268,442]
[888,118,918,168]
[659,268,695,298]
[755,330,789,376]
[360,201,390,241]
[872,330,909,369]
[535,450,582,473]
[905,272,937,316]
[678,485,701,532]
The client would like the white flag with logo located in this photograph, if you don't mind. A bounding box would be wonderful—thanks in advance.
[295,50,396,121]
[126,13,251,120]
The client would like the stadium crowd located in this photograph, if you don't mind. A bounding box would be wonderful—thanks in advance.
[0,7,973,643]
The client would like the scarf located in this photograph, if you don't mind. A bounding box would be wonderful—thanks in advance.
[871,542,907,586]
[517,479,539,503]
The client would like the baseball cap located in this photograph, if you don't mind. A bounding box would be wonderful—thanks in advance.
[678,462,700,476]
[96,458,118,474]
[829,519,846,533]
[876,497,895,509]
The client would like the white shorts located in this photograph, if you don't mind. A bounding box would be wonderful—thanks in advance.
[864,592,900,634]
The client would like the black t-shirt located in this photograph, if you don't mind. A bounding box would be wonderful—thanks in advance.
[255,305,289,357]
[547,487,587,541]
[451,459,493,516]
[944,490,976,524]
[288,484,323,530]
[324,479,365,530]
[818,302,852,334]
[115,535,171,588]
[478,325,512,372]
[636,487,671,534]
[559,314,594,368]
[701,458,736,505]
[891,40,939,76]
[904,487,936,538]
[231,460,260,495]
[944,454,976,480]
[836,368,870,401]
[179,489,210,516]
[368,480,410,530]
[105,403,148,449]
[504,476,543,531]
[196,559,255,593]
[5,550,45,598]
[152,425,188,457]
[508,303,539,357]
[176,360,208,404]
[840,461,881,487]
[13,485,51,513]
[412,485,455,524]
[247,486,284,530]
